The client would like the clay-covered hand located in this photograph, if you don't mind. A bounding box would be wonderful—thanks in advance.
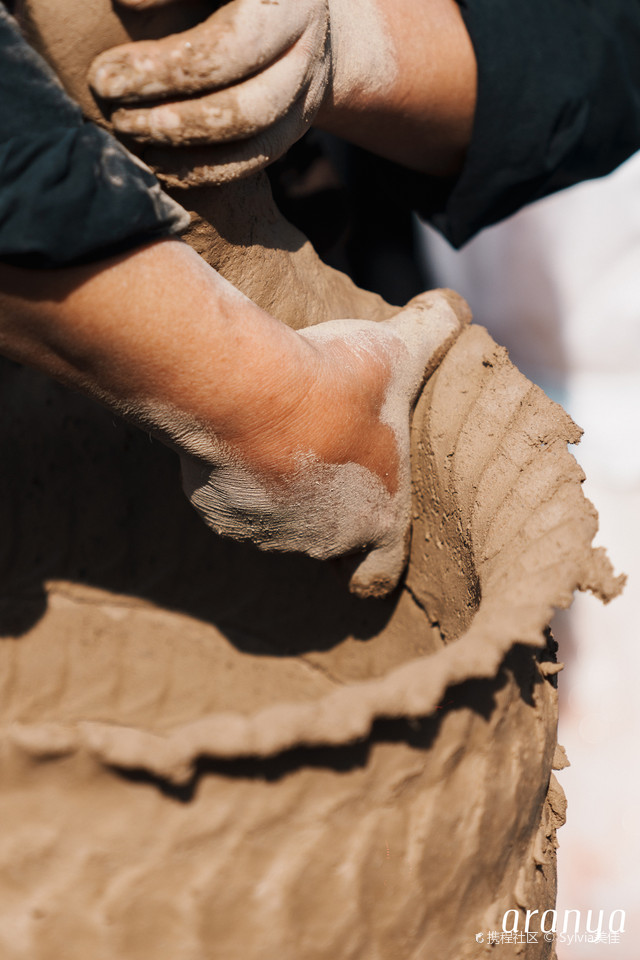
[89,0,335,183]
[179,291,469,598]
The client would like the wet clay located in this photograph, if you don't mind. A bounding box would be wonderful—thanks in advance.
[1,4,624,959]
[0,327,621,960]
[182,294,469,597]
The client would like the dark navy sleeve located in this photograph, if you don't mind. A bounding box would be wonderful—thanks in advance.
[418,0,640,247]
[0,4,189,267]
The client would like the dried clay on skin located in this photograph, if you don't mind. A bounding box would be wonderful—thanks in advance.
[89,0,332,180]
[327,0,398,104]
[88,0,397,182]
[182,293,467,597]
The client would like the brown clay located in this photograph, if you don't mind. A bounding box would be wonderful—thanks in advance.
[0,4,624,958]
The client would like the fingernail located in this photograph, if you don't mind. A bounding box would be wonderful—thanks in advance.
[92,64,129,99]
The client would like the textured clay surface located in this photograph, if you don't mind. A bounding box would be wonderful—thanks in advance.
[0,327,621,960]
[0,3,624,958]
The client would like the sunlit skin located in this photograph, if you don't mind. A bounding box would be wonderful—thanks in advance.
[0,239,400,492]
[2,0,476,577]
[316,0,477,177]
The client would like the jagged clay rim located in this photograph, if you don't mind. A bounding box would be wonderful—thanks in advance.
[6,330,624,785]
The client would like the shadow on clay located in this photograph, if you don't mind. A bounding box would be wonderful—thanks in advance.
[0,358,396,651]
[108,642,552,803]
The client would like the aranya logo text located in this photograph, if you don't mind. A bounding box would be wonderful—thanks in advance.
[502,908,626,936]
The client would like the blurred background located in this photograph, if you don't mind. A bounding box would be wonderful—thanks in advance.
[273,140,640,955]
[416,150,640,958]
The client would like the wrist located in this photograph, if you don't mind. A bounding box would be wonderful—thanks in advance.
[317,0,476,177]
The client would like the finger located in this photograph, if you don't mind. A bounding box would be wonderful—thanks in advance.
[144,94,314,185]
[348,536,408,599]
[90,0,317,102]
[404,288,473,332]
[387,290,471,406]
[348,292,470,598]
[111,33,317,146]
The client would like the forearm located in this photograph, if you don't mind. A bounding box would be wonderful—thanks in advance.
[316,0,477,177]
[0,235,468,597]
[0,239,318,462]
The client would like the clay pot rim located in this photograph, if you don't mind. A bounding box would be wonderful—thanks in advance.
[6,329,623,785]
[7,548,616,786]
[7,5,621,787]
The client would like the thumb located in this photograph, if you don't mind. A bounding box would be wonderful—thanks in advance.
[347,289,471,598]
[386,288,472,405]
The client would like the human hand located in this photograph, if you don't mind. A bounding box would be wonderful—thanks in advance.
[89,0,398,185]
[89,0,333,184]
[179,290,469,597]
[0,230,467,598]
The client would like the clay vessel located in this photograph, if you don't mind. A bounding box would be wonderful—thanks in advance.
[0,4,623,958]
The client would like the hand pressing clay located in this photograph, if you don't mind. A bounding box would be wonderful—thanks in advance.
[89,0,475,182]
[89,0,396,182]
[0,229,466,600]
[180,289,468,597]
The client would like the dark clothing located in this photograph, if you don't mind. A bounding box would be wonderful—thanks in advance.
[0,4,188,268]
[432,0,640,246]
[1,1,640,268]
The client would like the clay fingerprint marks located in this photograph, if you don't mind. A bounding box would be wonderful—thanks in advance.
[0,326,622,779]
[462,353,623,619]
[409,325,623,647]
[471,390,582,560]
[406,329,490,638]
